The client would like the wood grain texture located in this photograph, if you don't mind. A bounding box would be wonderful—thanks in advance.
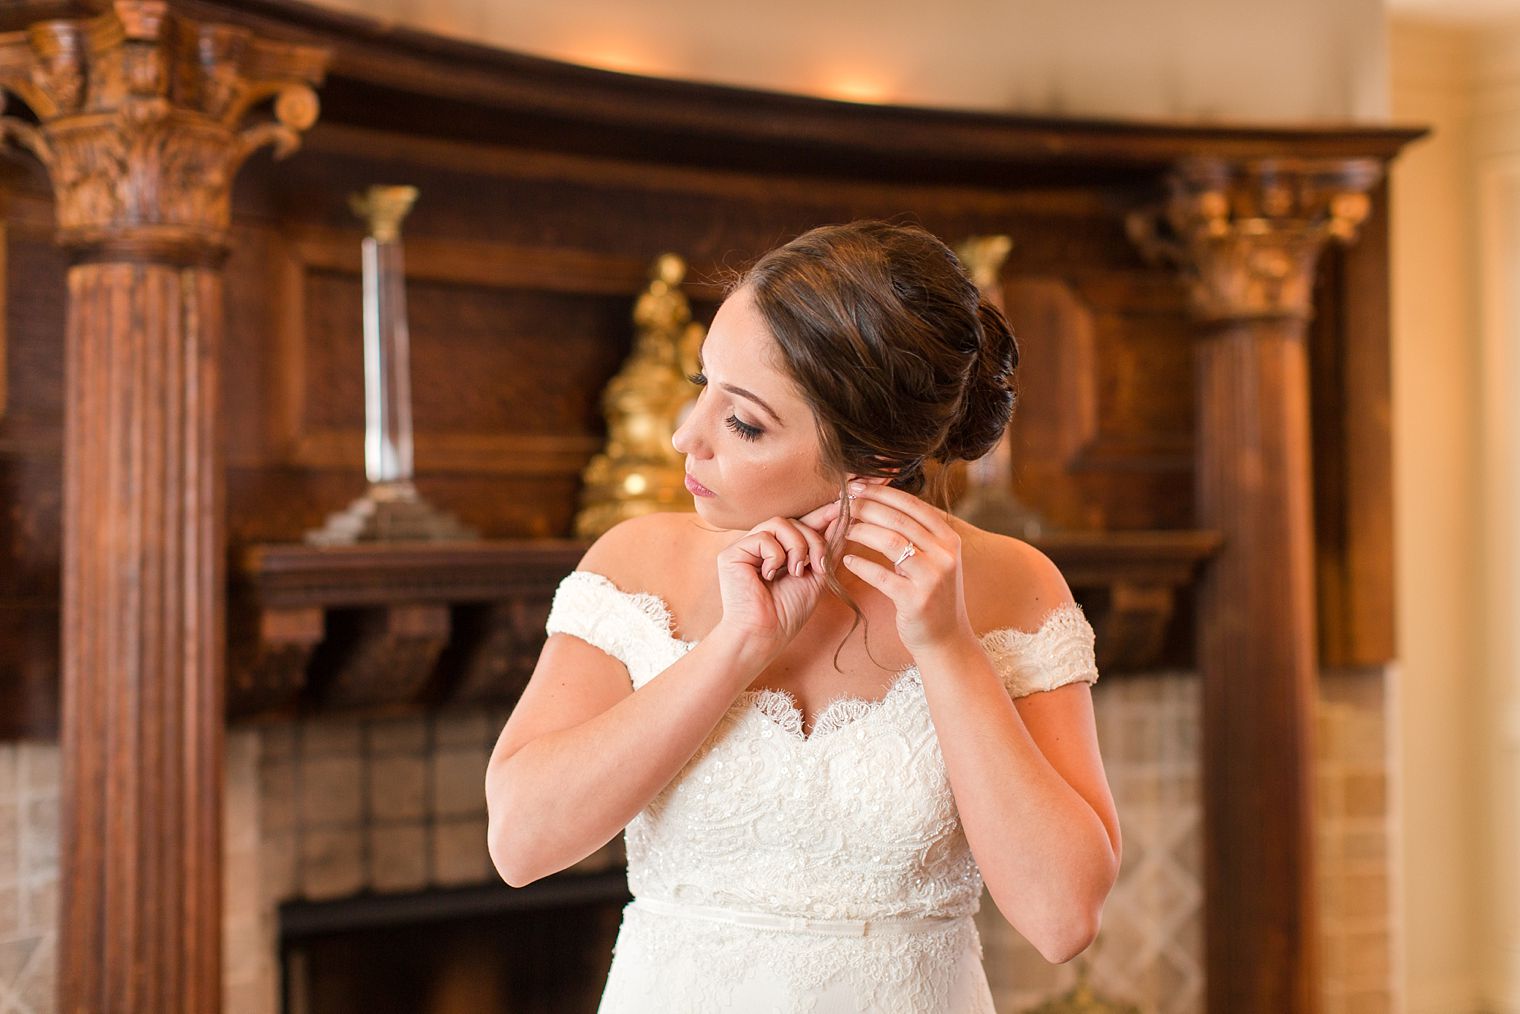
[1127,157,1386,1014]
[1310,182,1397,667]
[0,4,1421,1012]
[0,4,327,1010]
[1195,319,1324,1013]
[58,260,226,1014]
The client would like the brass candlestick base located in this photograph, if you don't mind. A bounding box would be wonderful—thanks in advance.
[305,480,479,545]
[1022,959,1140,1013]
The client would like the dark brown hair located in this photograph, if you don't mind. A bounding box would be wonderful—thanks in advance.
[724,218,1020,672]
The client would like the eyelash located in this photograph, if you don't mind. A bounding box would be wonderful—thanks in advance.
[686,370,764,442]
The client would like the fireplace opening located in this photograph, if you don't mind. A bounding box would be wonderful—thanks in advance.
[280,869,630,1013]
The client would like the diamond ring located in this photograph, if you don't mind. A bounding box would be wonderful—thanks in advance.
[893,542,918,568]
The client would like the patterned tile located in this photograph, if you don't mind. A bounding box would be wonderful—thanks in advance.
[0,667,1396,1014]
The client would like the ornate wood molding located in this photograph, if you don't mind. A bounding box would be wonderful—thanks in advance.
[228,541,576,719]
[0,4,1418,1010]
[1038,530,1222,672]
[1128,157,1381,322]
[1130,157,1383,1014]
[226,533,1218,722]
[0,4,326,1011]
[0,0,326,260]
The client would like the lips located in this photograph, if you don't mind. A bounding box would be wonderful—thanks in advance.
[685,473,716,497]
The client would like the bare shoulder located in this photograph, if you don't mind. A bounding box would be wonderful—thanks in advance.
[955,520,1078,634]
[575,511,711,596]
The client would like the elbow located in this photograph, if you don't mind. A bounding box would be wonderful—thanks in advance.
[486,768,542,889]
[1038,910,1101,964]
[488,812,544,889]
[1038,841,1121,964]
[496,860,540,891]
[988,885,1107,966]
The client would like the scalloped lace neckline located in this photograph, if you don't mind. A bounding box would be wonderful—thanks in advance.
[572,569,1082,744]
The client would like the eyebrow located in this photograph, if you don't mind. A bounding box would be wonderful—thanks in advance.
[696,351,784,425]
[719,382,783,428]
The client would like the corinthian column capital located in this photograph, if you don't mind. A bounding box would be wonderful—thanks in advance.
[0,0,327,260]
[1128,157,1382,323]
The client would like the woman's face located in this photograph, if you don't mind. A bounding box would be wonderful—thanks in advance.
[672,286,845,530]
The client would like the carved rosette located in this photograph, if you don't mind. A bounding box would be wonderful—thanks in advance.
[0,0,326,258]
[1128,157,1381,323]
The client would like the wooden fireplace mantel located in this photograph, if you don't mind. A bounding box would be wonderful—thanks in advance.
[226,530,1222,722]
[0,1,1420,1011]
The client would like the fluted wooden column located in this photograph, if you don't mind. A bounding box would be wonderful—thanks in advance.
[1131,158,1381,1014]
[0,5,325,1010]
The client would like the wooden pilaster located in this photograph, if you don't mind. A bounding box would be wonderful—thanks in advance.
[0,4,325,1010]
[1131,157,1382,1014]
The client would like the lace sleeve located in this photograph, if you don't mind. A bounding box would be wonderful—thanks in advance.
[543,570,687,689]
[981,602,1100,699]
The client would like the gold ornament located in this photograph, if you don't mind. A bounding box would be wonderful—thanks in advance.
[574,253,706,539]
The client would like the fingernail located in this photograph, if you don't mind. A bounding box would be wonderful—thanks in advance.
[792,560,802,576]
[848,482,864,493]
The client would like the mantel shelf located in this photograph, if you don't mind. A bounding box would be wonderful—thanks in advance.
[227,529,1221,723]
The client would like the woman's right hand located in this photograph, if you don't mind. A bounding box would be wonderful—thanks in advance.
[713,498,844,662]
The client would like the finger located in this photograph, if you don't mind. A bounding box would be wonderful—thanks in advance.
[785,515,830,574]
[848,483,955,543]
[844,499,937,555]
[840,550,908,594]
[770,517,823,576]
[844,519,924,570]
[796,496,846,533]
[754,518,813,576]
[741,530,787,579]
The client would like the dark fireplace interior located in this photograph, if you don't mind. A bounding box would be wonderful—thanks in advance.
[280,870,630,1013]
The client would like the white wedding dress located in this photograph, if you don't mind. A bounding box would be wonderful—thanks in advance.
[543,569,1101,1013]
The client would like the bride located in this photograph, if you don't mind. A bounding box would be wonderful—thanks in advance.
[485,220,1121,1012]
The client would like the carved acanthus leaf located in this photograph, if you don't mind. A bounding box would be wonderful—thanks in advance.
[0,0,329,252]
[1128,157,1381,323]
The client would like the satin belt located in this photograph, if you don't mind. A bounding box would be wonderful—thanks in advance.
[629,896,964,939]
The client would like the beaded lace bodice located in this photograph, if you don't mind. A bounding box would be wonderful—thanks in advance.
[544,569,1101,924]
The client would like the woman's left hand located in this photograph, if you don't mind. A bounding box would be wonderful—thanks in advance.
[823,482,977,657]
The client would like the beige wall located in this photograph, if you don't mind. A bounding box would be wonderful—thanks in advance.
[1470,22,1520,1013]
[1390,14,1520,1014]
[311,0,1388,122]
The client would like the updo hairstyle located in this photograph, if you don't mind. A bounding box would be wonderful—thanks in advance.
[725,219,1020,672]
[734,219,1018,506]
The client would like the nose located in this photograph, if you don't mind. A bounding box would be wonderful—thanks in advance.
[671,398,706,458]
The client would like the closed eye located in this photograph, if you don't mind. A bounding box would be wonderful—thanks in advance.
[725,415,762,441]
[688,371,763,442]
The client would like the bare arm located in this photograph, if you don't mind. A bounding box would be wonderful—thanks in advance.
[825,487,1120,964]
[486,621,769,887]
[487,503,835,888]
[917,542,1120,963]
[917,641,1118,963]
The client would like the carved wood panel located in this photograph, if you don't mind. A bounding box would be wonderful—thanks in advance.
[1003,272,1195,532]
[0,8,1404,731]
